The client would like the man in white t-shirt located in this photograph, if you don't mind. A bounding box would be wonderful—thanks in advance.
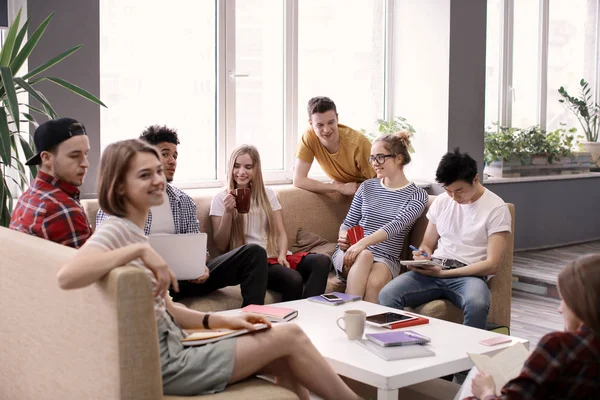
[379,149,511,329]
[97,126,269,306]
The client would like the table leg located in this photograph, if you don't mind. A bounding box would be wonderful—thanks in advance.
[377,388,398,400]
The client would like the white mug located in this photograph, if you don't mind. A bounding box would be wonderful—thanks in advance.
[336,310,366,340]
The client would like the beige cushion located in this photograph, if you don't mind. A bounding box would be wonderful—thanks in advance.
[165,378,298,400]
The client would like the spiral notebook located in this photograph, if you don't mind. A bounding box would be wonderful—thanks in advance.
[357,339,435,361]
[366,330,431,347]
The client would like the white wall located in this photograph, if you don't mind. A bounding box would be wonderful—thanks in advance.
[392,0,450,182]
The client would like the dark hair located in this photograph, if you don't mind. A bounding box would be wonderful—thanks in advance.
[558,254,600,335]
[435,148,478,185]
[374,130,412,166]
[97,139,161,218]
[140,125,180,146]
[307,96,337,118]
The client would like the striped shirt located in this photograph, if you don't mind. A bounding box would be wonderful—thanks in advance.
[9,171,91,248]
[84,216,166,321]
[341,179,428,267]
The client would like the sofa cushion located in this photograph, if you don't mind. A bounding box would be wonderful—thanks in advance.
[409,300,464,324]
[164,378,298,400]
[290,227,336,257]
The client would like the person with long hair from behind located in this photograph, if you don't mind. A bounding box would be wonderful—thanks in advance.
[332,131,428,302]
[56,139,359,399]
[469,254,600,399]
[211,145,330,301]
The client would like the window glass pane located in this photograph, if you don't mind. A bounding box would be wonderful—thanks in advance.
[547,0,597,133]
[298,0,385,175]
[512,0,540,128]
[485,0,502,128]
[100,0,217,183]
[235,0,285,171]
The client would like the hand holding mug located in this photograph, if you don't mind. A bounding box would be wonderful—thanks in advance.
[338,231,350,251]
[223,192,237,213]
[230,188,251,214]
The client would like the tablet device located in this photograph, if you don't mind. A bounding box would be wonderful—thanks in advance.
[400,260,443,268]
[365,312,417,327]
[149,233,207,280]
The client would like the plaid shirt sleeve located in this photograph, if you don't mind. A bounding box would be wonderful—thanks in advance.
[173,190,200,234]
[42,201,91,249]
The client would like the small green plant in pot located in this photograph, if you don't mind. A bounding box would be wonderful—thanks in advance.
[0,9,106,226]
[558,79,600,168]
[361,116,416,153]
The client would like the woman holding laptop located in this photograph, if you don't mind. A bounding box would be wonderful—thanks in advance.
[210,145,330,301]
[56,139,359,399]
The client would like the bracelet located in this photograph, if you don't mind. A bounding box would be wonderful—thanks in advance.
[203,313,211,329]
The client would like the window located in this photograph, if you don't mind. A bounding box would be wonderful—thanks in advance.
[486,0,600,134]
[485,0,502,128]
[100,1,389,186]
[100,0,217,184]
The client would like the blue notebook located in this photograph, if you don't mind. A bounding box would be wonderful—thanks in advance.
[307,292,361,306]
[366,330,431,347]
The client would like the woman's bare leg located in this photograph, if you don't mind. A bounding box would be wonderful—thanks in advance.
[229,323,360,400]
[345,250,374,298]
[260,358,310,400]
[364,263,392,303]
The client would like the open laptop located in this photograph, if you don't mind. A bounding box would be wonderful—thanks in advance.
[148,233,207,280]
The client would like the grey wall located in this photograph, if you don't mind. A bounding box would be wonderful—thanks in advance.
[27,0,101,198]
[485,178,600,251]
[447,0,487,176]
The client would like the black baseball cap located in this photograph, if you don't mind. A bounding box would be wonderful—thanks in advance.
[26,118,87,166]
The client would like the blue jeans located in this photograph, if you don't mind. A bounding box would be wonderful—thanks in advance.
[378,271,490,329]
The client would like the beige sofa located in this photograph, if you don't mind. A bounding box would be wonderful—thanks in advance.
[1,184,514,399]
[81,184,515,327]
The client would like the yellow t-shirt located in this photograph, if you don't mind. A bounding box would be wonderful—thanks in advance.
[295,124,376,183]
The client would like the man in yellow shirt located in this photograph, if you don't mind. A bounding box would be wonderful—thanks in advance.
[294,96,375,196]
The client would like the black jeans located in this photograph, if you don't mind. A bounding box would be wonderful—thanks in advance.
[268,253,331,302]
[171,244,268,307]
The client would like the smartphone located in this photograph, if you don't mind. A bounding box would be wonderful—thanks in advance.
[480,336,512,346]
[320,293,343,302]
[365,312,417,327]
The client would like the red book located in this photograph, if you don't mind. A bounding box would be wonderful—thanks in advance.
[383,314,429,330]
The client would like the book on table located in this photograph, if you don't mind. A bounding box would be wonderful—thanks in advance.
[357,339,435,361]
[366,330,431,347]
[241,304,298,322]
[181,323,269,347]
[380,314,429,329]
[307,292,362,306]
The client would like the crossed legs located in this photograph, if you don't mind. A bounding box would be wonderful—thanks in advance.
[344,250,392,303]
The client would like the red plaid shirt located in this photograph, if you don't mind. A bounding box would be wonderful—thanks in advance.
[469,326,600,399]
[9,171,91,248]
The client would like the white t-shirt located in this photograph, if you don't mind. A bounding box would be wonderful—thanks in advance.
[210,187,281,254]
[427,189,511,265]
[149,192,176,234]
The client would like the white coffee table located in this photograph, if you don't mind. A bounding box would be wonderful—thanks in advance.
[224,299,528,400]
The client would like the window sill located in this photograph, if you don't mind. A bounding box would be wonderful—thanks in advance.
[484,172,600,185]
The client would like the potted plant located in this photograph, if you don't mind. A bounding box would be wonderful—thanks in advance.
[558,79,600,170]
[0,9,105,226]
[484,124,587,178]
[361,116,416,153]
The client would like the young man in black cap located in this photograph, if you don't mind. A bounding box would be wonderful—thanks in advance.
[10,118,92,248]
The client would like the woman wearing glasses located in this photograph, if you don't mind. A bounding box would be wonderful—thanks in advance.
[332,131,428,303]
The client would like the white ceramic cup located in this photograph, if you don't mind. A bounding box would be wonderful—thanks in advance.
[336,310,366,340]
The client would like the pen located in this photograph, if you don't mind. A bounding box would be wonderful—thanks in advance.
[409,245,428,257]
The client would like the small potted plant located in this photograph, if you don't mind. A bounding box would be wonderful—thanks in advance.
[361,116,416,153]
[558,79,600,170]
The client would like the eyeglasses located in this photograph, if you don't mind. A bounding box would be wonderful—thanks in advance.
[368,153,395,165]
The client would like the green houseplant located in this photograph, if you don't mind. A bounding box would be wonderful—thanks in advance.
[558,79,600,168]
[484,124,584,177]
[361,116,416,153]
[0,9,105,227]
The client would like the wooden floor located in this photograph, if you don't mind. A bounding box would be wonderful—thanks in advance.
[513,240,600,285]
[510,290,563,349]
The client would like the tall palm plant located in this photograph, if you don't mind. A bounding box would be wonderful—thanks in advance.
[0,9,105,226]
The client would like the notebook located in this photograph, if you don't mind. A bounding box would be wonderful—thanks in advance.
[242,304,298,322]
[366,330,431,347]
[307,292,361,306]
[357,339,436,361]
[181,323,269,347]
[148,233,207,280]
